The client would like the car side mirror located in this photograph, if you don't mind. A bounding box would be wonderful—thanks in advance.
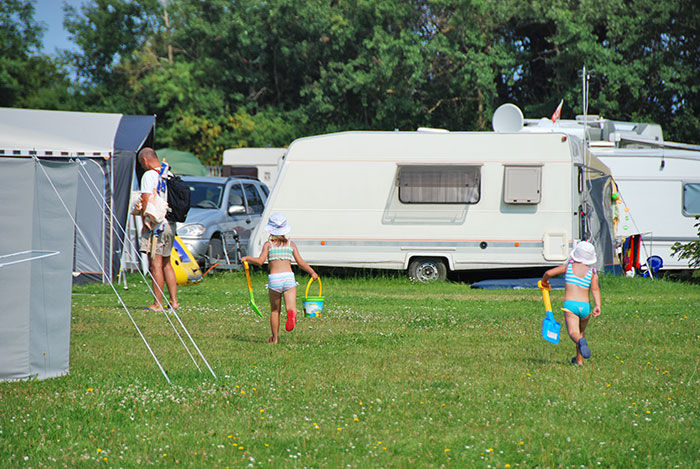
[228,205,246,216]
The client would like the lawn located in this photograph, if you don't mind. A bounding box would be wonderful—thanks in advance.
[1,270,699,467]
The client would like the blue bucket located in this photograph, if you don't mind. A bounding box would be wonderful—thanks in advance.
[303,277,324,318]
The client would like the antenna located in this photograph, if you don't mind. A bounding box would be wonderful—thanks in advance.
[492,103,524,132]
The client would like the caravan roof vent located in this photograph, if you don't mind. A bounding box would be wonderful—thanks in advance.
[492,104,524,132]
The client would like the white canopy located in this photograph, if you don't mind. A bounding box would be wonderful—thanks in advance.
[0,107,124,156]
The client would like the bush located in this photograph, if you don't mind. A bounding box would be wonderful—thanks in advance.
[671,216,700,276]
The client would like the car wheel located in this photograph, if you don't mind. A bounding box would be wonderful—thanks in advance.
[408,257,447,282]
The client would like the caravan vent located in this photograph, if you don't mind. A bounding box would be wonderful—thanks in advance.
[503,165,542,204]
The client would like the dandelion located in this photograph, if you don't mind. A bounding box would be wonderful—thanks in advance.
[87,388,94,392]
[97,448,102,453]
[260,409,264,413]
[444,448,450,452]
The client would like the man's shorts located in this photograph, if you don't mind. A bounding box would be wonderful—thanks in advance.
[140,222,176,257]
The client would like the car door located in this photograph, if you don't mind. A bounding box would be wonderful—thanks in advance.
[241,183,266,252]
[225,182,253,256]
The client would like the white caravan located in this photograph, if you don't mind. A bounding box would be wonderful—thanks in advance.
[511,108,700,271]
[222,147,286,187]
[249,130,615,280]
[591,146,700,270]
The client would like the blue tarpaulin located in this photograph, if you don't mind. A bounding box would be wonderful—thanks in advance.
[471,277,565,290]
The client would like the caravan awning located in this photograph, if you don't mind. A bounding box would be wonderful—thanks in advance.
[0,108,154,157]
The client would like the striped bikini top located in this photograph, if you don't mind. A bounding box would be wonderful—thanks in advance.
[565,262,595,288]
[268,244,294,262]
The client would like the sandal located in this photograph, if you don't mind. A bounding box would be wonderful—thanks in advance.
[285,310,297,332]
[578,338,591,359]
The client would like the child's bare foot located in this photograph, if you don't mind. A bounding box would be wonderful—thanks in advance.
[571,357,583,366]
[268,336,279,344]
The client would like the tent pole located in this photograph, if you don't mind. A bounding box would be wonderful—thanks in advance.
[77,161,217,376]
[76,163,202,372]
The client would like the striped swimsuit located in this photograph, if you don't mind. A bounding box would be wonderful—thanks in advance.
[562,262,595,318]
[267,243,297,292]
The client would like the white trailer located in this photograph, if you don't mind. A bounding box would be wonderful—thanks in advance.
[591,146,700,270]
[222,148,286,187]
[249,130,615,280]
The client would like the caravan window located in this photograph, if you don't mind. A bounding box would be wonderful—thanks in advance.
[398,165,480,204]
[503,164,542,204]
[682,183,700,216]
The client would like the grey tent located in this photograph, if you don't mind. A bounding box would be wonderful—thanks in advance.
[0,107,155,283]
[0,158,79,381]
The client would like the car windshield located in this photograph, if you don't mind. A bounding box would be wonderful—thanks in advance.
[187,182,224,209]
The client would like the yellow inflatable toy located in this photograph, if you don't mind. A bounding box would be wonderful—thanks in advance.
[171,235,202,285]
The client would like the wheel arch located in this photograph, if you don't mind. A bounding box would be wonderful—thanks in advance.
[404,253,454,271]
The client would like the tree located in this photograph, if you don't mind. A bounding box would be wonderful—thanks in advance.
[0,0,74,108]
[57,0,700,159]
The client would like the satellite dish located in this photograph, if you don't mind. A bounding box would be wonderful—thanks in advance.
[492,103,524,132]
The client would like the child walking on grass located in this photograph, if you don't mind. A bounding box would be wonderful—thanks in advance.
[541,240,602,366]
[241,213,317,344]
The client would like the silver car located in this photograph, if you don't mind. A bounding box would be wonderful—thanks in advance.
[176,176,269,267]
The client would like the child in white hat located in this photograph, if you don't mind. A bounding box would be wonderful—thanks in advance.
[541,240,602,365]
[241,213,318,344]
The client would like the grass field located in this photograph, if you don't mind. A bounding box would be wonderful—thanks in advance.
[1,269,699,467]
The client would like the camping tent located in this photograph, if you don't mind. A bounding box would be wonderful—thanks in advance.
[156,148,207,176]
[0,107,156,283]
[0,158,79,381]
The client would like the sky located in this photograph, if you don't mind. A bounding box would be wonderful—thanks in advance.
[33,0,85,55]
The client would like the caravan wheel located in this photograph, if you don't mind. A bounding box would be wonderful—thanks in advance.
[408,257,447,282]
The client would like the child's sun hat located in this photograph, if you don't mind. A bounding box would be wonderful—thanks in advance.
[570,240,597,265]
[264,213,291,236]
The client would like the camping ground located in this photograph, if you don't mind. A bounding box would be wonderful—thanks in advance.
[1,271,699,466]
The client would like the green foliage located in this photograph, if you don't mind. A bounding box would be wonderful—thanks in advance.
[1,273,699,465]
[0,0,75,108]
[671,216,700,276]
[4,0,700,161]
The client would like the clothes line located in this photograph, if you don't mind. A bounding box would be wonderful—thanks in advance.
[0,250,60,269]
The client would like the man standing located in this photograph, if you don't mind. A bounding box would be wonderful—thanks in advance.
[137,147,178,311]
